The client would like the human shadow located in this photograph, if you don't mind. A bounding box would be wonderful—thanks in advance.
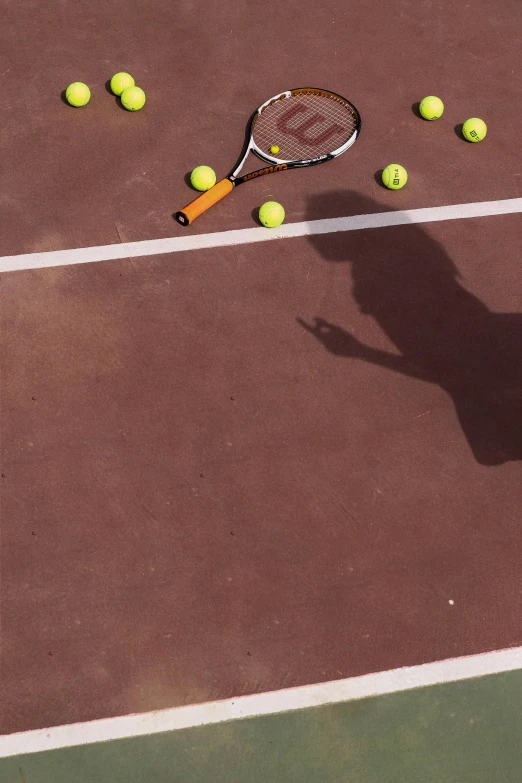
[297,191,522,466]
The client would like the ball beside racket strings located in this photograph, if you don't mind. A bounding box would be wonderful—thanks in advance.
[382,164,408,190]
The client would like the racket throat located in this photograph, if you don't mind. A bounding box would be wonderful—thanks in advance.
[238,163,288,184]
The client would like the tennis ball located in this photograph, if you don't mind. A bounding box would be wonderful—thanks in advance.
[419,95,444,120]
[121,86,146,111]
[462,117,487,142]
[190,166,217,191]
[65,82,91,107]
[270,145,280,154]
[382,164,408,190]
[110,72,135,96]
[259,201,285,228]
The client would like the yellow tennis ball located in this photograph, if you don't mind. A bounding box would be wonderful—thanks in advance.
[259,201,285,228]
[270,145,280,154]
[419,95,444,120]
[382,164,408,190]
[65,82,91,107]
[462,117,487,142]
[110,72,135,96]
[121,86,146,111]
[190,166,217,191]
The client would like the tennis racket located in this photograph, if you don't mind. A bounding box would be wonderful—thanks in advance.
[175,87,361,226]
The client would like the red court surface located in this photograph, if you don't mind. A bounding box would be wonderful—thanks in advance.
[1,0,521,255]
[1,0,521,773]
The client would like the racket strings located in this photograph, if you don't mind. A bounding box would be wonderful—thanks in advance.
[253,91,358,162]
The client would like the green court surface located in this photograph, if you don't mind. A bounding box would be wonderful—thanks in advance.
[3,669,521,782]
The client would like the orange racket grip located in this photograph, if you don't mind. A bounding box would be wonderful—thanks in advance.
[175,178,234,225]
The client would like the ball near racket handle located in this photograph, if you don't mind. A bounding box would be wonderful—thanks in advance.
[176,178,234,225]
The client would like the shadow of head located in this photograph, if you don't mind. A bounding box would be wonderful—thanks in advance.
[306,189,461,319]
[298,189,522,465]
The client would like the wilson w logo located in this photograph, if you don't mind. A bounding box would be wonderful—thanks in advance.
[277,104,345,146]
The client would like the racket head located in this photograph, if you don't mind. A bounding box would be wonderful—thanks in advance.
[246,88,360,168]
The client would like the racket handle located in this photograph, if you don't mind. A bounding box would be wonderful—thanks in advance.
[175,178,234,225]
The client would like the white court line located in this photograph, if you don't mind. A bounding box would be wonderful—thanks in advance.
[0,646,520,758]
[1,198,521,274]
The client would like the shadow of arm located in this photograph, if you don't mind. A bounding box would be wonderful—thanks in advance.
[297,318,429,382]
